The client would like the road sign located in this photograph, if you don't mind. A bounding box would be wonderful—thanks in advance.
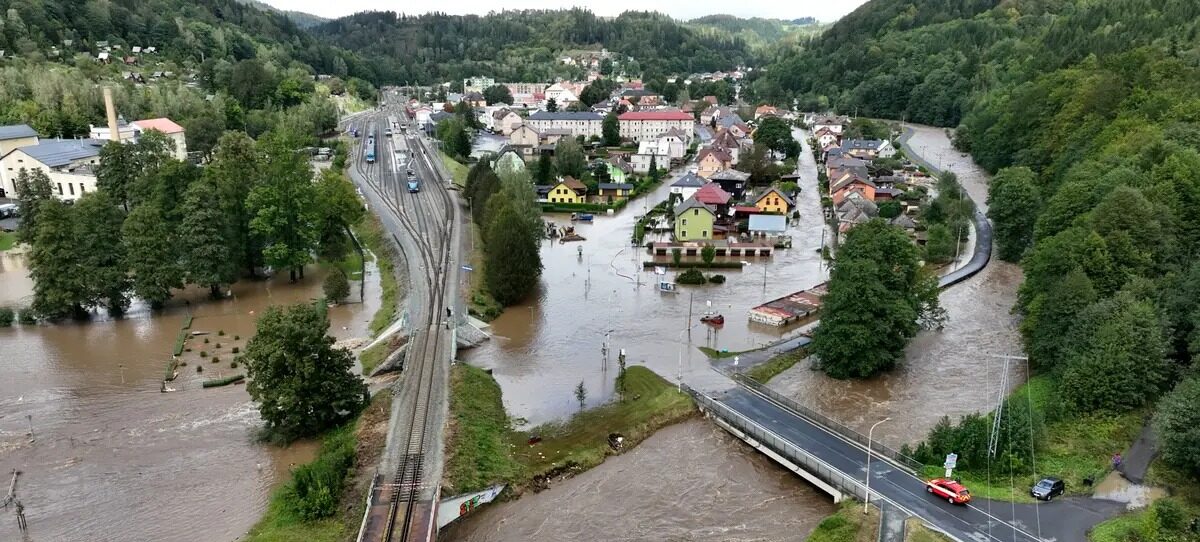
[944,453,958,469]
[461,265,474,272]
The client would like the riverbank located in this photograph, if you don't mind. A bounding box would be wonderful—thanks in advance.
[805,502,879,542]
[242,391,393,542]
[442,363,694,500]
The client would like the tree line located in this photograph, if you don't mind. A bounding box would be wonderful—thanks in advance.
[462,161,543,307]
[18,130,363,319]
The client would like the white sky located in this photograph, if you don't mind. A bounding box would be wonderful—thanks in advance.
[258,0,868,23]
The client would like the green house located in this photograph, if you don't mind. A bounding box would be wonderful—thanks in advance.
[674,196,716,241]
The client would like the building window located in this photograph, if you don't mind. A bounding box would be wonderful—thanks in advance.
[702,230,708,237]
[682,219,688,226]
[682,230,687,238]
[693,209,699,216]
[68,183,75,195]
[57,183,62,195]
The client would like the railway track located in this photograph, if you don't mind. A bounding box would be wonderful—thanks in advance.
[352,105,458,542]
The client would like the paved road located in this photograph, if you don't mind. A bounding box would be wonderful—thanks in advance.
[718,387,1124,542]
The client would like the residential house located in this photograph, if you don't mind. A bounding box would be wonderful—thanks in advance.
[96,51,110,63]
[606,156,633,184]
[812,114,849,135]
[591,99,616,114]
[90,117,188,161]
[674,196,716,241]
[814,127,840,148]
[0,124,40,197]
[670,172,706,201]
[700,106,731,126]
[504,82,547,96]
[620,89,660,103]
[618,110,693,142]
[697,147,733,178]
[122,56,137,65]
[754,105,779,119]
[716,114,752,139]
[655,128,690,159]
[547,176,587,204]
[463,92,487,108]
[836,192,879,233]
[490,109,523,135]
[830,172,877,204]
[463,76,496,93]
[526,111,603,139]
[842,138,896,159]
[826,156,870,182]
[0,138,105,201]
[631,140,668,174]
[637,95,662,108]
[711,130,743,163]
[702,95,719,106]
[754,187,794,214]
[694,182,733,217]
[708,169,750,201]
[493,148,526,174]
[545,82,581,105]
[538,128,574,146]
[509,124,540,148]
[596,182,634,204]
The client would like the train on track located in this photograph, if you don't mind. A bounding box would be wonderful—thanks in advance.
[407,170,420,193]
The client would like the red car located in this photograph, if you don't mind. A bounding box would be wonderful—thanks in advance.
[927,478,972,505]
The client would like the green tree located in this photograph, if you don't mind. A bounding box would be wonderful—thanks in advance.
[923,224,955,263]
[73,191,129,314]
[14,168,53,244]
[123,202,182,308]
[323,269,350,303]
[482,171,543,306]
[581,78,618,106]
[535,151,554,184]
[466,161,501,226]
[987,167,1040,261]
[672,248,682,267]
[554,137,586,179]
[753,116,799,158]
[574,380,587,410]
[97,132,172,211]
[483,84,513,105]
[649,154,660,181]
[546,97,558,112]
[1060,292,1169,413]
[208,131,262,275]
[243,302,369,442]
[1020,267,1096,370]
[28,200,85,319]
[1154,377,1200,478]
[247,137,320,282]
[812,220,942,378]
[701,244,716,267]
[180,174,237,297]
[602,112,620,146]
[314,170,365,261]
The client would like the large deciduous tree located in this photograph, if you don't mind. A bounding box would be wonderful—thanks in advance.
[602,113,620,147]
[208,131,263,275]
[554,137,586,179]
[987,166,1040,261]
[28,200,85,320]
[314,170,365,261]
[14,168,53,244]
[753,115,799,158]
[73,191,129,314]
[123,202,182,308]
[247,137,320,282]
[243,302,368,442]
[483,84,513,105]
[180,174,238,297]
[482,171,544,306]
[1154,377,1200,478]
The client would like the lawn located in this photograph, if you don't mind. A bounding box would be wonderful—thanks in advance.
[467,225,502,321]
[905,519,953,542]
[353,215,401,337]
[441,152,469,188]
[443,363,522,495]
[744,348,809,383]
[0,231,15,252]
[358,337,402,376]
[806,502,879,542]
[320,244,367,281]
[509,366,694,490]
[698,345,767,359]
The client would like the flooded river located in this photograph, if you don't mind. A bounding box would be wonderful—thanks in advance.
[449,124,1025,541]
[0,254,380,542]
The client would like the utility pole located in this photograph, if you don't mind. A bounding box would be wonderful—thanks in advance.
[984,353,1028,458]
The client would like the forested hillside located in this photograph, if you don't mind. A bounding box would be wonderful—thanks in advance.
[686,15,824,49]
[762,0,1200,522]
[312,9,755,84]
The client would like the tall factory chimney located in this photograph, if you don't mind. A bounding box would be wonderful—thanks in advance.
[104,87,120,143]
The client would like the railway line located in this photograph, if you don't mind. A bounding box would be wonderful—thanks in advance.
[350,98,459,542]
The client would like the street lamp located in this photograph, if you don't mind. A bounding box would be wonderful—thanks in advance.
[677,323,701,392]
[864,416,891,514]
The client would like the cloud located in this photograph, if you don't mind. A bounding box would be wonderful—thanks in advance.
[259,0,867,23]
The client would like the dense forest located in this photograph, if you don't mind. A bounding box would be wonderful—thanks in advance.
[686,15,824,50]
[775,0,1200,525]
[312,9,756,84]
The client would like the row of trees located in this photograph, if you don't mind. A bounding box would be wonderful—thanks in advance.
[463,161,544,306]
[19,131,363,319]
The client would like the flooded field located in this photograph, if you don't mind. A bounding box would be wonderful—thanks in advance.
[0,254,380,542]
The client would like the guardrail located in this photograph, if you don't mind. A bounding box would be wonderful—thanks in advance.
[730,373,924,474]
[685,385,879,503]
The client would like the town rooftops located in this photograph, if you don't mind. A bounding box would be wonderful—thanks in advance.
[619,110,692,121]
[657,127,690,140]
[695,182,732,205]
[463,91,485,101]
[675,195,715,215]
[528,111,602,121]
[756,187,796,207]
[0,124,37,140]
[748,214,787,233]
[598,182,635,190]
[709,169,750,182]
[698,147,733,163]
[134,117,184,134]
[672,172,706,188]
[15,138,105,168]
[620,88,657,98]
[557,176,587,192]
[843,139,887,151]
[831,172,876,192]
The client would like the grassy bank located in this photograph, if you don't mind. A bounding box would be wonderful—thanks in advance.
[0,231,15,252]
[745,347,809,383]
[245,392,392,542]
[467,225,502,321]
[444,364,521,495]
[441,151,468,188]
[905,519,953,542]
[806,502,880,542]
[510,365,694,490]
[358,337,401,376]
[353,214,401,337]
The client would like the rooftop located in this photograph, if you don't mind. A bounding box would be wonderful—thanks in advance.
[619,110,692,121]
[528,111,602,121]
[14,138,105,168]
[598,182,635,190]
[672,172,706,188]
[0,124,37,140]
[674,195,715,215]
[695,182,732,205]
[134,117,184,134]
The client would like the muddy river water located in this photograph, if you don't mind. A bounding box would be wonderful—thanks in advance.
[448,125,1025,540]
[0,253,379,542]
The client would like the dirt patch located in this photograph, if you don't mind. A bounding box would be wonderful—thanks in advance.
[341,392,394,521]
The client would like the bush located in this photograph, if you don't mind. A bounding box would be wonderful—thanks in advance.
[324,268,351,302]
[234,335,240,340]
[200,351,208,358]
[215,342,222,349]
[203,337,210,344]
[202,374,245,388]
[185,348,192,352]
[232,346,240,354]
[212,356,221,363]
[0,306,14,327]
[17,310,36,325]
[1154,377,1200,477]
[230,361,239,369]
[196,365,203,373]
[677,268,706,285]
[218,330,225,336]
[286,425,357,521]
[708,274,727,284]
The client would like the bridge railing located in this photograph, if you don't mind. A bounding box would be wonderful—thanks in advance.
[685,385,880,503]
[730,373,925,474]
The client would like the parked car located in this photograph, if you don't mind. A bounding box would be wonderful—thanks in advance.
[0,203,18,218]
[1031,477,1065,501]
[926,478,972,505]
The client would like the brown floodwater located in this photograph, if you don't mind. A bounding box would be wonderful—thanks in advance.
[0,253,380,542]
[442,420,837,541]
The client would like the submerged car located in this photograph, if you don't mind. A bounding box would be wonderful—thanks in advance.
[1031,477,1065,501]
[927,478,972,505]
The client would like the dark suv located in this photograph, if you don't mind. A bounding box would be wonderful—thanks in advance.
[1031,477,1065,501]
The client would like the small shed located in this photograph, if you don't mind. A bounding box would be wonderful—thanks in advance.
[748,214,787,234]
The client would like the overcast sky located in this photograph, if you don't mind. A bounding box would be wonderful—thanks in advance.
[259,0,869,23]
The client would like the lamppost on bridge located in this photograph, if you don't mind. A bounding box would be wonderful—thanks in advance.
[864,416,891,514]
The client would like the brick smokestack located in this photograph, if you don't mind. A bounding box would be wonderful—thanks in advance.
[104,87,120,142]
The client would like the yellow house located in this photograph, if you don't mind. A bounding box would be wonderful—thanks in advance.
[755,187,794,214]
[697,147,733,178]
[548,176,587,204]
[674,196,716,241]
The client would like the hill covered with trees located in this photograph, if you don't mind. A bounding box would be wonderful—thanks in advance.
[686,15,824,50]
[311,9,756,84]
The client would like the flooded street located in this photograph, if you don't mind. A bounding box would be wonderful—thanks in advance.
[0,254,380,542]
[443,420,836,541]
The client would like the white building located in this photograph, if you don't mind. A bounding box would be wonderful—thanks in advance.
[631,140,669,174]
[0,138,104,202]
[544,82,581,105]
[525,111,603,139]
[669,171,706,200]
[463,76,496,94]
[90,117,187,161]
[618,110,694,142]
